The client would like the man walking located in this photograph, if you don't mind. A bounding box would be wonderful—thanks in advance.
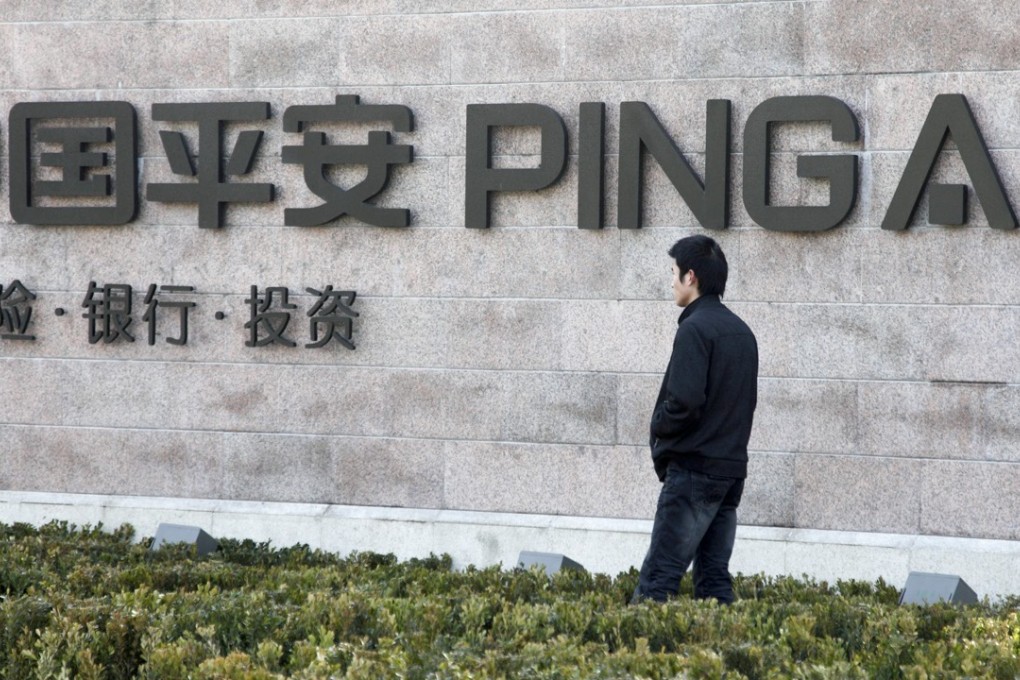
[632,235,758,604]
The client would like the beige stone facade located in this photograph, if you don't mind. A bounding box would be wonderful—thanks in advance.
[1,1,1019,593]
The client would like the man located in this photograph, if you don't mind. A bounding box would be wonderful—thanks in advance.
[632,235,758,605]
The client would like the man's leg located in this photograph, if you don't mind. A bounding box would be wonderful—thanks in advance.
[632,465,735,603]
[692,477,744,604]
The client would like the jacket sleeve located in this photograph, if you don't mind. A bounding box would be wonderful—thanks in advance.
[650,321,709,439]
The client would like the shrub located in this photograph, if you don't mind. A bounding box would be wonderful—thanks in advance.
[1,520,1016,678]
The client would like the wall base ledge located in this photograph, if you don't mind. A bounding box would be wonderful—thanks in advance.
[2,491,1016,600]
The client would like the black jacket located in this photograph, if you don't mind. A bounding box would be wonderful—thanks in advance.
[650,294,758,481]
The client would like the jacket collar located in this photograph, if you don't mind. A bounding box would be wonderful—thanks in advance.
[677,293,722,325]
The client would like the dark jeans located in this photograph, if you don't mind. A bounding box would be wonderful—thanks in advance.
[632,462,744,604]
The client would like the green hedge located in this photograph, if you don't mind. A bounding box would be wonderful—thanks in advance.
[1,521,1018,678]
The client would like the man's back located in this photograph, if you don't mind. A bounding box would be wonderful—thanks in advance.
[650,294,758,480]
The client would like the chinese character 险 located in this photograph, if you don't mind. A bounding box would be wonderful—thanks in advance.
[0,280,37,341]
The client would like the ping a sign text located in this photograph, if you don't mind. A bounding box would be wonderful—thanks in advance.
[6,93,1016,232]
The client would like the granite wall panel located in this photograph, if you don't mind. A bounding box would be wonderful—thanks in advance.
[920,460,1020,541]
[750,379,860,455]
[2,22,230,90]
[228,19,345,88]
[0,425,447,507]
[805,0,1020,76]
[741,452,795,528]
[1,424,795,526]
[982,386,1020,464]
[794,454,923,534]
[0,358,618,444]
[450,12,566,84]
[3,1,1020,543]
[562,3,805,82]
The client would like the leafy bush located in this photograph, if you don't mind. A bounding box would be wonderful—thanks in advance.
[1,520,1017,678]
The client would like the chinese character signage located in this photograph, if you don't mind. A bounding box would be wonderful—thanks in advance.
[7,95,415,229]
[9,101,137,225]
[0,281,358,350]
[5,93,1018,230]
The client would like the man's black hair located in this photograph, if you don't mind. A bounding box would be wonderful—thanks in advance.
[668,235,728,297]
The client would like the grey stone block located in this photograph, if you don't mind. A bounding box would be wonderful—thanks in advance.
[741,452,795,527]
[982,386,1020,463]
[803,2,934,75]
[899,571,978,606]
[794,454,922,534]
[325,438,446,508]
[353,298,567,371]
[450,12,565,84]
[229,19,343,87]
[443,442,657,519]
[857,382,985,459]
[0,359,617,445]
[807,0,1020,73]
[744,303,1020,384]
[561,8,690,83]
[4,22,229,90]
[920,460,1020,541]
[752,379,859,454]
[614,373,660,446]
[0,28,13,95]
[0,425,446,508]
[374,227,619,299]
[861,229,1020,306]
[674,3,804,79]
[724,229,863,304]
[920,307,1020,384]
[337,14,455,86]
[0,226,71,289]
[0,0,253,21]
[562,4,805,81]
[743,303,861,381]
[151,523,218,556]
[214,433,350,503]
[518,551,584,573]
[560,300,673,374]
[96,432,227,499]
[5,224,620,306]
[921,1,1020,72]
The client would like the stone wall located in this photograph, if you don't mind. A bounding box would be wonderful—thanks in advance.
[2,1,1019,558]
